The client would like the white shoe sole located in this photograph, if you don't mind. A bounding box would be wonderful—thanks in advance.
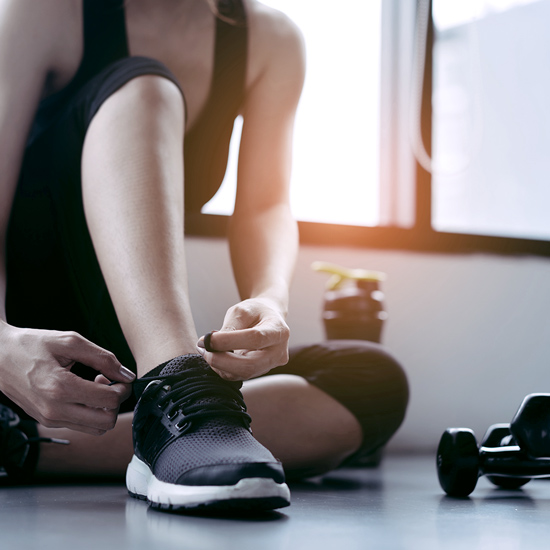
[126,455,291,511]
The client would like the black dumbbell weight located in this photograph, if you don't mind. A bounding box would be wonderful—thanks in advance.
[480,423,530,490]
[436,427,548,497]
[510,394,550,458]
[437,428,480,497]
[438,394,550,496]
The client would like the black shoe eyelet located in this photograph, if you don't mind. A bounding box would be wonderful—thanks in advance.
[175,420,187,431]
[167,409,178,420]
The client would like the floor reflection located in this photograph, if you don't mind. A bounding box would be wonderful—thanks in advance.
[124,497,291,550]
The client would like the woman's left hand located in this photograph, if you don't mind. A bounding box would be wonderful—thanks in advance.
[196,297,290,381]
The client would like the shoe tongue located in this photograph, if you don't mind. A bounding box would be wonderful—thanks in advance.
[160,356,224,408]
[134,354,213,401]
[158,355,244,423]
[158,355,243,393]
[158,354,209,377]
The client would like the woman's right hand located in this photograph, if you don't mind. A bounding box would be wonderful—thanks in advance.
[0,324,135,435]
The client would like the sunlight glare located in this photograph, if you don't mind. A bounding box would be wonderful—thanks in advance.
[203,0,382,227]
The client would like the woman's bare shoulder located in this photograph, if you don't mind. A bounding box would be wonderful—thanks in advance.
[244,1,305,90]
[0,0,81,85]
[0,0,77,39]
[245,0,304,51]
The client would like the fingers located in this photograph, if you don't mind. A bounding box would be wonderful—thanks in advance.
[49,331,136,383]
[202,331,222,353]
[26,376,123,434]
[65,372,132,410]
[36,403,120,435]
[28,369,131,433]
[196,299,291,381]
[199,344,289,381]
[1,327,135,434]
[208,350,268,380]
[199,324,290,354]
[94,374,112,386]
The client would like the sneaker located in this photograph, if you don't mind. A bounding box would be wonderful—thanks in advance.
[0,404,68,484]
[126,354,291,512]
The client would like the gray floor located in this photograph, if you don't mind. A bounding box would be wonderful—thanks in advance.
[2,455,550,550]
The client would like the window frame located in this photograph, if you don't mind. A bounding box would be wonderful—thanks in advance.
[185,0,550,258]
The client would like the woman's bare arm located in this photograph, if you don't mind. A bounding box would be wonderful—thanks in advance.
[0,0,60,320]
[0,0,134,431]
[197,6,305,379]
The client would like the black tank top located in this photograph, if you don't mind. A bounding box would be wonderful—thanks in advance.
[29,0,247,214]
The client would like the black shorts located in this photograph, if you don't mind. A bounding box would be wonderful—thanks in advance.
[5,56,408,462]
[272,340,408,462]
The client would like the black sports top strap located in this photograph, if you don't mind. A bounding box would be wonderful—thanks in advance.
[212,0,247,116]
[28,0,128,144]
[55,0,128,98]
[76,0,129,86]
[184,0,248,213]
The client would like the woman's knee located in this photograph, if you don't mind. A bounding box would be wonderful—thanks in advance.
[348,340,409,414]
[287,340,409,443]
[345,340,409,428]
[291,339,408,403]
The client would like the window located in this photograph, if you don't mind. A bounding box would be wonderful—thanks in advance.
[431,0,550,242]
[203,0,386,227]
[191,0,550,257]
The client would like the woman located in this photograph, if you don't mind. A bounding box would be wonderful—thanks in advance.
[0,0,408,512]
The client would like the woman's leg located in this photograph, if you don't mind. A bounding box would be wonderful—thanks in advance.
[265,341,409,471]
[31,71,348,480]
[35,341,409,478]
[247,341,409,476]
[81,74,196,376]
[28,75,406,481]
[242,375,363,477]
[35,373,363,478]
[36,414,133,478]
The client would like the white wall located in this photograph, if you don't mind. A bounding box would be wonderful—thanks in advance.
[186,236,550,453]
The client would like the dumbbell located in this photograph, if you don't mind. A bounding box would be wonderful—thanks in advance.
[437,393,550,497]
[479,423,530,490]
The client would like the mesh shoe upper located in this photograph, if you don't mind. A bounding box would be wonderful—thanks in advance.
[132,354,285,486]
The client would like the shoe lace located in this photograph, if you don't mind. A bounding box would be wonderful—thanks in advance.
[139,365,251,430]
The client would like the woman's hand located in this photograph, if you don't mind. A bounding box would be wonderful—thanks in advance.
[197,297,290,381]
[0,324,135,435]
